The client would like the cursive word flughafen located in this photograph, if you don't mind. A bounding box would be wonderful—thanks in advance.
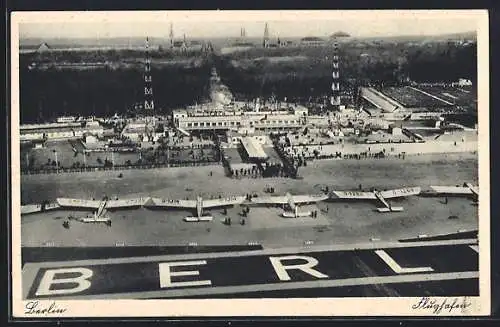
[412,297,472,315]
[24,301,67,315]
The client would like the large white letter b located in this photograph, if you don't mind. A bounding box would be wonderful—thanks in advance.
[35,268,93,296]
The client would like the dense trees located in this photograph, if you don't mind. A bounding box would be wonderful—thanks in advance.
[19,40,476,123]
[20,64,211,123]
[406,43,476,83]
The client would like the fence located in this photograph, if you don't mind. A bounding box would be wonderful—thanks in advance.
[21,160,221,175]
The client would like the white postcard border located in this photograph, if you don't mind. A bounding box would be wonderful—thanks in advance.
[10,10,491,317]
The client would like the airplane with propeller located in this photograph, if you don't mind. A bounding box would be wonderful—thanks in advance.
[56,197,148,224]
[146,196,246,222]
[329,187,422,213]
[66,199,111,224]
[250,192,329,218]
[56,195,246,223]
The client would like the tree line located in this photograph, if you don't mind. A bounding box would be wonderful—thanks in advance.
[19,41,476,123]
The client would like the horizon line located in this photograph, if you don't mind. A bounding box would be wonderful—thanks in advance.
[20,30,477,41]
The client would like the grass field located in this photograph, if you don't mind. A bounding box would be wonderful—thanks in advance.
[417,85,477,112]
[22,139,219,171]
[20,153,478,248]
[381,86,453,108]
[22,140,141,170]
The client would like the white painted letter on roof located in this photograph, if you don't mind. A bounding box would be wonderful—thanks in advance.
[269,255,328,281]
[35,267,93,296]
[375,250,434,274]
[159,260,212,288]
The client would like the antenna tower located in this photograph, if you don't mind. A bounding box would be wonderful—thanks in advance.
[330,38,341,111]
[143,36,155,134]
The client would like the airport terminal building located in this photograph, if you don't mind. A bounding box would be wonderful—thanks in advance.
[172,104,308,133]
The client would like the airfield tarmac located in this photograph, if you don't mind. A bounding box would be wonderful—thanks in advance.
[20,153,479,248]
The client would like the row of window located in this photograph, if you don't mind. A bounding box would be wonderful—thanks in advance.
[175,110,306,119]
[185,121,240,128]
[184,119,301,128]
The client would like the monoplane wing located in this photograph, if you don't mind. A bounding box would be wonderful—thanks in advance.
[379,187,421,199]
[429,186,474,195]
[202,196,246,208]
[147,198,198,209]
[330,191,377,200]
[56,198,101,209]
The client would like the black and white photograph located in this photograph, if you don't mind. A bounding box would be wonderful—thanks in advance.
[10,10,490,317]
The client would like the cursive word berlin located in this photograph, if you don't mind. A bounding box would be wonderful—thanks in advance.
[25,301,67,315]
[412,297,472,314]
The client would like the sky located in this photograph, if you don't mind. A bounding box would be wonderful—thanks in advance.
[15,10,484,39]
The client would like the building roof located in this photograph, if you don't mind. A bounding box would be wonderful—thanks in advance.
[330,31,350,38]
[301,37,325,42]
[37,42,51,52]
[178,113,301,123]
[21,122,82,131]
[240,137,268,160]
[79,125,103,131]
[389,123,403,129]
[27,127,75,134]
[122,126,147,134]
[20,125,104,135]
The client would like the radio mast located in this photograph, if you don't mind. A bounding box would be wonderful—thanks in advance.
[330,38,341,111]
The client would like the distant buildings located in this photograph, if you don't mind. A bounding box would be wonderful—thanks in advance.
[169,24,206,53]
[260,23,292,48]
[20,121,105,142]
[171,39,204,52]
[220,43,255,54]
[56,116,77,123]
[300,37,326,47]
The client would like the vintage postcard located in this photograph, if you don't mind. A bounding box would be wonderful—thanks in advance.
[10,10,490,317]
